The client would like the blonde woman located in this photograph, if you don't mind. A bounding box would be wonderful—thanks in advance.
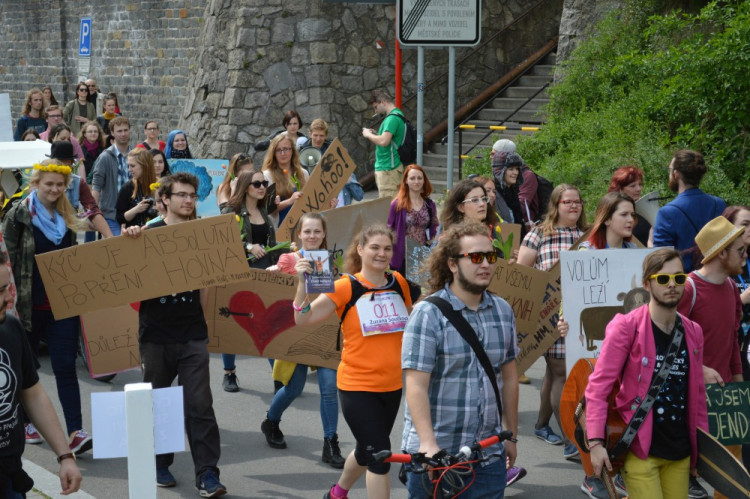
[262,133,309,227]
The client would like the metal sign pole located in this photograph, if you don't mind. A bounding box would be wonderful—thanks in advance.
[446,46,455,191]
[417,46,424,166]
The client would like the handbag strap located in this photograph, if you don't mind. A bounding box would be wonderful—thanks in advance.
[424,296,503,418]
[608,317,685,460]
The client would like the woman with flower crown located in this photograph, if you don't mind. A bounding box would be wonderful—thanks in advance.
[262,133,309,227]
[3,160,92,455]
[115,149,158,229]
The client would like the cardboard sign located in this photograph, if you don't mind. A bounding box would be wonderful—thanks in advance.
[405,237,432,289]
[561,248,657,374]
[205,269,341,369]
[277,139,358,242]
[80,305,140,377]
[487,260,562,374]
[36,214,249,319]
[168,158,228,217]
[705,382,750,445]
[323,196,392,256]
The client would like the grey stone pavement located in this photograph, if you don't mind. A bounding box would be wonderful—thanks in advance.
[23,351,599,499]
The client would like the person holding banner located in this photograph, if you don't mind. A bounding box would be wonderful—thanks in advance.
[262,133,309,227]
[3,162,92,455]
[293,224,417,499]
[115,149,158,229]
[518,184,587,460]
[586,248,708,499]
[387,164,438,274]
[259,212,346,468]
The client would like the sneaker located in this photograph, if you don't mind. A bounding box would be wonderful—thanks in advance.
[261,417,287,449]
[580,475,609,499]
[25,423,43,444]
[222,372,239,392]
[533,425,563,445]
[69,429,93,454]
[196,469,227,498]
[688,476,708,499]
[156,467,176,487]
[613,473,627,496]
[518,374,531,385]
[506,466,527,486]
[563,442,580,460]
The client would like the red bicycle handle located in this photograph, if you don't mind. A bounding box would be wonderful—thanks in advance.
[475,435,500,449]
[384,453,413,464]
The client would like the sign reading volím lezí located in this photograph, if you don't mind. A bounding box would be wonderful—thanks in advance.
[36,214,249,319]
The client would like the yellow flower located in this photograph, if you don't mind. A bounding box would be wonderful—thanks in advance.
[149,182,161,191]
[235,215,240,222]
[33,163,72,175]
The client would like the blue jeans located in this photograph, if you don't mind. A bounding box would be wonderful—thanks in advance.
[84,231,98,243]
[267,363,308,421]
[316,367,338,439]
[222,353,236,371]
[105,217,121,236]
[29,309,82,435]
[2,477,25,498]
[405,453,506,499]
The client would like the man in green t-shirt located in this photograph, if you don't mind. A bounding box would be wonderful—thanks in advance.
[362,91,405,199]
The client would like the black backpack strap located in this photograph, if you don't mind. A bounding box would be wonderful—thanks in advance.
[424,296,503,419]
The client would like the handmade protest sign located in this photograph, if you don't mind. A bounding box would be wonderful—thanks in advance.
[323,196,391,264]
[80,304,140,377]
[276,139,358,242]
[705,381,750,445]
[168,158,227,217]
[35,214,249,319]
[561,248,656,374]
[487,260,562,374]
[205,269,341,369]
[405,238,432,289]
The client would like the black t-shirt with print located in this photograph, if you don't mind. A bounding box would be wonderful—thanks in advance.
[138,220,208,344]
[0,315,39,459]
[649,318,691,460]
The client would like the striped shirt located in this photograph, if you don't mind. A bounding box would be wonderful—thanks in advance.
[401,284,518,459]
[521,226,583,271]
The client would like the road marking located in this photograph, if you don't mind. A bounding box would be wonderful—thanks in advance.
[22,458,95,499]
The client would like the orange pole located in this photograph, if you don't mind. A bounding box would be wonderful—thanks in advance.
[395,39,402,108]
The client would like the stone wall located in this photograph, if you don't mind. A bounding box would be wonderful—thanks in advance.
[1,0,562,172]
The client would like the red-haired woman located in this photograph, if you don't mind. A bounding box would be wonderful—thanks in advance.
[608,166,650,246]
[387,164,438,274]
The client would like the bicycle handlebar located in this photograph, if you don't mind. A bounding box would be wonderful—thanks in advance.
[374,430,515,465]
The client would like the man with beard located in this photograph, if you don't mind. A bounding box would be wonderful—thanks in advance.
[653,150,726,272]
[587,248,708,499]
[677,216,745,499]
[401,222,519,498]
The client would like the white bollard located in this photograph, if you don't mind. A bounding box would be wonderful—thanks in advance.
[125,382,157,499]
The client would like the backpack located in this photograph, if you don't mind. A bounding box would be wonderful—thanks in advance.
[336,272,419,350]
[535,173,554,221]
[389,112,418,166]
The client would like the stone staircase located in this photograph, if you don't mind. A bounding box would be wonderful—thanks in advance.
[422,51,556,193]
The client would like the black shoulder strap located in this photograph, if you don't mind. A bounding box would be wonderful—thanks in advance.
[424,296,503,419]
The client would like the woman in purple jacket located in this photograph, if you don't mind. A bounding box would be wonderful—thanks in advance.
[386,164,438,274]
[585,248,708,499]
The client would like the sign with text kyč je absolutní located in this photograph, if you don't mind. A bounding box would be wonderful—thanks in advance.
[35,214,250,319]
[705,381,750,445]
[276,139,358,242]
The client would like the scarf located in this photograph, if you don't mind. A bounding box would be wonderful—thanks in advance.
[170,148,192,159]
[83,139,100,155]
[102,111,116,120]
[29,190,67,245]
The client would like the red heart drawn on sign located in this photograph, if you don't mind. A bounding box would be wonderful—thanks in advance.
[227,291,295,354]
[129,302,141,312]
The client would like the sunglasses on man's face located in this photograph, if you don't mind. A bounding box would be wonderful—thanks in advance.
[250,180,269,189]
[649,273,687,286]
[455,251,498,264]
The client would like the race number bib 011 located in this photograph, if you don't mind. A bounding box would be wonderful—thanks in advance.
[356,291,409,336]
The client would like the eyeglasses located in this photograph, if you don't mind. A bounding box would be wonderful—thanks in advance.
[276,147,293,154]
[77,88,88,93]
[250,180,269,189]
[730,245,747,256]
[455,251,498,264]
[649,273,687,286]
[462,196,489,205]
[170,192,199,200]
[559,200,583,207]
[47,114,62,119]
[145,127,158,131]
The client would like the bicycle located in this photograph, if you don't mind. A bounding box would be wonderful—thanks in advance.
[373,430,516,499]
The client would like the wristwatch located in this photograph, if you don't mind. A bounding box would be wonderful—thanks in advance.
[57,452,76,463]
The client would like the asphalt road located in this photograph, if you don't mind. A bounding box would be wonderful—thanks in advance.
[23,348,715,498]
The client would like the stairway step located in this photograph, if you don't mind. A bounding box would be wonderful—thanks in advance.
[540,52,557,66]
[477,108,546,123]
[529,64,555,77]
[489,96,549,111]
[517,74,553,87]
[502,86,550,98]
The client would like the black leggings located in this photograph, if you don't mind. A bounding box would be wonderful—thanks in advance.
[339,389,402,475]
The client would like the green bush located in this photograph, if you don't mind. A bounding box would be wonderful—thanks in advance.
[517,0,749,215]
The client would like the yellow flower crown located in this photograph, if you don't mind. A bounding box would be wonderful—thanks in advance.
[149,182,161,191]
[32,163,72,175]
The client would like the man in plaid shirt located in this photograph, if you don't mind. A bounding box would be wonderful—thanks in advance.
[401,222,519,498]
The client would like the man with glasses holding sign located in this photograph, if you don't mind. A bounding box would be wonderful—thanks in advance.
[401,222,519,498]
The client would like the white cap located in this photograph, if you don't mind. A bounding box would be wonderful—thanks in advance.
[492,139,516,153]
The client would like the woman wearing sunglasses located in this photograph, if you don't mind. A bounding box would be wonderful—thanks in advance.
[517,184,587,460]
[216,153,255,207]
[62,82,96,136]
[218,169,282,392]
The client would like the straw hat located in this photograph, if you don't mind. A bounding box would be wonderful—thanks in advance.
[695,216,744,264]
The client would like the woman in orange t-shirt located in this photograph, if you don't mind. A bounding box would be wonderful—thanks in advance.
[294,224,416,499]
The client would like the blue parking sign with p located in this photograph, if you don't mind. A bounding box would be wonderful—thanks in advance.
[79,18,92,56]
